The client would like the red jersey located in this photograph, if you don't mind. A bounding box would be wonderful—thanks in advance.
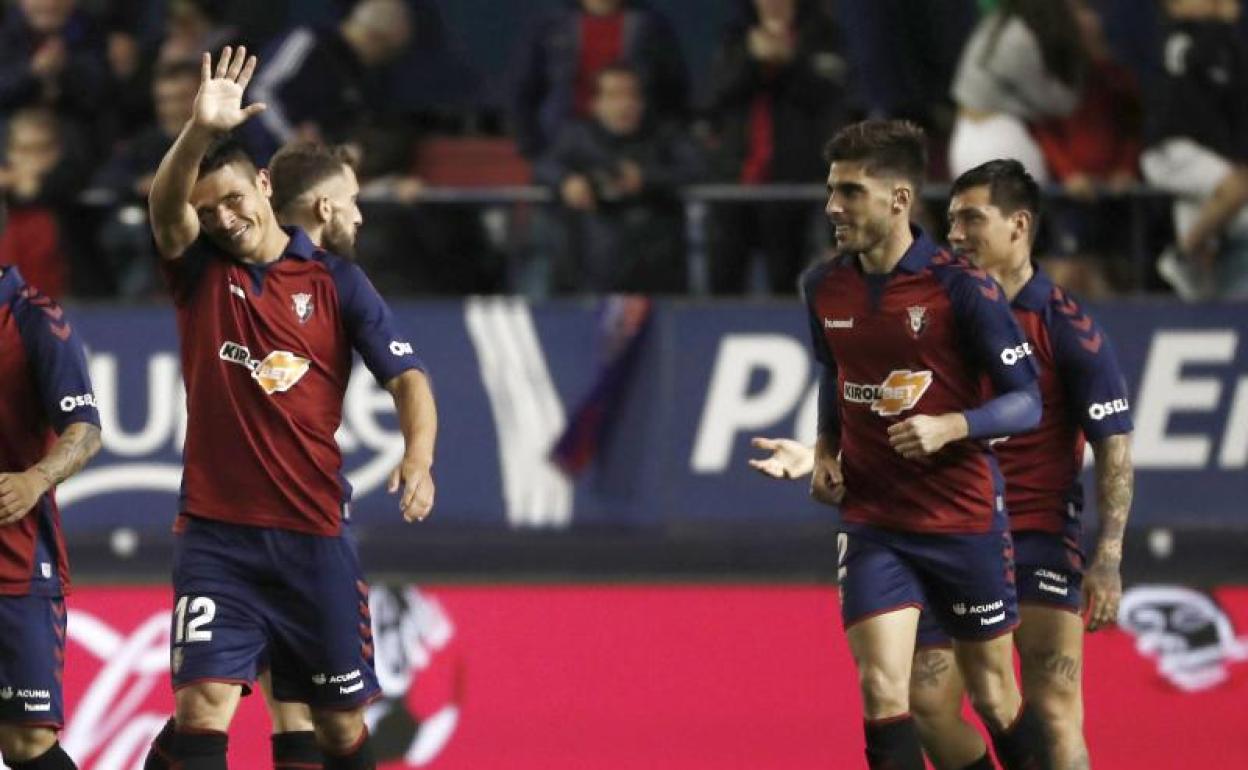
[0,266,99,595]
[163,228,425,536]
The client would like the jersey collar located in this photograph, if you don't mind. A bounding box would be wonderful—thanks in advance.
[1012,264,1054,312]
[893,225,941,274]
[281,226,320,261]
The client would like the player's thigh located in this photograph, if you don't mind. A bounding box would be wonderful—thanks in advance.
[310,705,368,751]
[174,681,243,732]
[910,616,964,724]
[1016,605,1084,714]
[0,725,57,763]
[259,668,315,733]
[265,530,380,711]
[0,596,67,731]
[847,606,922,716]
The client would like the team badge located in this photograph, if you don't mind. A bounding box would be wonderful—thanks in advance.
[906,305,928,337]
[292,292,314,324]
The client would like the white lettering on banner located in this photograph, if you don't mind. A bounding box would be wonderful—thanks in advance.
[1219,377,1248,468]
[1133,331,1238,468]
[57,358,404,508]
[691,335,810,473]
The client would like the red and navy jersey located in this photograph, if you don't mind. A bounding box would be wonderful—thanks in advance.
[1000,270,1132,534]
[163,228,425,537]
[0,266,99,596]
[803,228,1039,534]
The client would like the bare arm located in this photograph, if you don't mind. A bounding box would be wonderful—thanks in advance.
[149,47,265,259]
[1180,166,1248,260]
[1084,433,1134,631]
[384,369,438,522]
[0,423,102,525]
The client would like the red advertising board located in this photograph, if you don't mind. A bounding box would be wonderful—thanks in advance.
[43,585,1248,769]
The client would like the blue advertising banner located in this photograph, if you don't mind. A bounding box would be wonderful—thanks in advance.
[57,299,1247,541]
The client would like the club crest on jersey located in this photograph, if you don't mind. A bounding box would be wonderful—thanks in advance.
[292,292,314,324]
[843,369,933,417]
[906,305,928,337]
[219,341,311,395]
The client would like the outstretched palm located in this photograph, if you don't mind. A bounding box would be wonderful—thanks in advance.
[193,46,265,132]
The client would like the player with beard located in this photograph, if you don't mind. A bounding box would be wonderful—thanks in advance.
[140,48,437,770]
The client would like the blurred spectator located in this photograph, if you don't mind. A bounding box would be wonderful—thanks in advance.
[534,65,703,294]
[1140,0,1248,299]
[1031,0,1142,275]
[949,0,1086,181]
[92,59,201,298]
[157,0,242,65]
[0,0,110,134]
[0,107,87,298]
[511,0,689,160]
[703,0,850,295]
[244,0,412,164]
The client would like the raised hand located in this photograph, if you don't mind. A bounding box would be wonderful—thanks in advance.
[192,46,266,133]
[748,437,815,480]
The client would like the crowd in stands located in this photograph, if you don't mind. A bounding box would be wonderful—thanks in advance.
[0,0,1246,300]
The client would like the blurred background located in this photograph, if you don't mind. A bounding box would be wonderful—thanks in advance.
[1,0,1246,767]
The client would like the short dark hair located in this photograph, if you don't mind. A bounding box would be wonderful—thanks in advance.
[950,159,1042,222]
[198,135,257,179]
[267,141,356,215]
[823,120,928,189]
[594,63,642,95]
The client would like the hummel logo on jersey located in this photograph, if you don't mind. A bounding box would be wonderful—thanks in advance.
[824,317,854,330]
[228,282,245,299]
[1039,582,1070,596]
[906,306,927,337]
[843,370,933,417]
[219,341,311,395]
[980,612,1006,625]
[292,292,314,324]
[1088,398,1130,421]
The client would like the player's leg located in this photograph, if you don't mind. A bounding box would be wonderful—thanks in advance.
[838,526,929,769]
[267,528,382,770]
[260,669,323,770]
[144,519,269,769]
[909,619,993,770]
[1015,607,1085,770]
[1011,532,1090,770]
[0,596,77,769]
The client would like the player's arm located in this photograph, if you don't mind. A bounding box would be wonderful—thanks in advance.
[1051,295,1134,631]
[801,268,845,505]
[889,269,1040,459]
[384,369,437,523]
[1,292,103,525]
[149,47,265,259]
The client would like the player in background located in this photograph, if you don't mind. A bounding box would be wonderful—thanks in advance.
[755,159,1134,770]
[141,47,436,770]
[805,120,1047,770]
[0,266,102,770]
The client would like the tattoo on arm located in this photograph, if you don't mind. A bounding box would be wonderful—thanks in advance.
[33,423,102,487]
[1092,434,1133,564]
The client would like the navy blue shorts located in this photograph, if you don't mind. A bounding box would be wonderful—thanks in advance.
[0,595,66,727]
[838,522,1018,643]
[171,516,379,710]
[916,530,1083,648]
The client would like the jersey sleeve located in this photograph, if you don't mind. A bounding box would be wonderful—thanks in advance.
[801,265,841,441]
[331,260,427,385]
[942,265,1041,438]
[1048,292,1133,441]
[14,290,100,434]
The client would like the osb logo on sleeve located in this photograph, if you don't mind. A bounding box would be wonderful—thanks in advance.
[843,369,933,417]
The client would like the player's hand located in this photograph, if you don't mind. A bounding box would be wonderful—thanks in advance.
[1082,556,1122,632]
[749,437,815,480]
[887,414,966,459]
[388,456,435,522]
[0,470,51,526]
[810,450,845,506]
[192,47,266,133]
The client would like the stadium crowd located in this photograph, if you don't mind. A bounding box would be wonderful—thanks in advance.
[0,0,1245,299]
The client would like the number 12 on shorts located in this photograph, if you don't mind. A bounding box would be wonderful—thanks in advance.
[174,595,217,643]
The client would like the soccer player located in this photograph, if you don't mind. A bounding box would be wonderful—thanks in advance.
[0,266,102,770]
[804,120,1047,770]
[754,159,1135,770]
[141,47,437,770]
